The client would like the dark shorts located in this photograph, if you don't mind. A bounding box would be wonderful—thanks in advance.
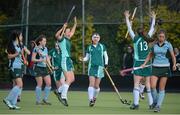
[34,66,49,77]
[9,68,23,79]
[152,66,171,77]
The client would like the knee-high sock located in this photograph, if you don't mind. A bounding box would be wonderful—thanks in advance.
[157,90,165,107]
[58,85,63,93]
[146,88,153,105]
[133,87,140,105]
[35,86,42,103]
[88,86,94,101]
[94,88,100,99]
[151,88,158,104]
[139,84,145,94]
[61,84,69,99]
[6,86,20,105]
[44,86,51,101]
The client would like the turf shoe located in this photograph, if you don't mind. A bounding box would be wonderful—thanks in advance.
[3,99,14,109]
[36,101,43,105]
[58,95,68,107]
[130,104,139,110]
[61,98,68,107]
[89,100,95,107]
[42,99,52,105]
[11,105,21,110]
[154,106,160,112]
[17,96,21,102]
[139,93,145,100]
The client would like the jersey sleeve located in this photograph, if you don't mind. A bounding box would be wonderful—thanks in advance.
[103,44,107,52]
[86,45,91,54]
[168,42,173,52]
[33,47,38,53]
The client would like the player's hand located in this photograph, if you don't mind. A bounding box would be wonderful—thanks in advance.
[79,57,83,61]
[173,64,176,71]
[104,64,108,69]
[124,10,130,18]
[63,23,68,28]
[140,64,146,68]
[150,11,156,19]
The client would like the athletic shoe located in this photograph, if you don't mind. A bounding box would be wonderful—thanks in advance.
[42,99,52,105]
[139,93,145,100]
[58,95,68,107]
[61,98,68,107]
[54,90,62,102]
[149,103,156,109]
[3,99,14,109]
[17,96,21,102]
[11,105,21,110]
[93,97,96,103]
[130,104,139,110]
[36,101,43,105]
[89,100,95,107]
[149,104,154,109]
[154,106,160,112]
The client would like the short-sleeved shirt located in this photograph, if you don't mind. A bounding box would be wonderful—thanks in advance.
[57,37,71,57]
[48,48,61,68]
[152,41,173,67]
[33,46,48,67]
[133,35,150,61]
[9,42,24,70]
[86,43,106,67]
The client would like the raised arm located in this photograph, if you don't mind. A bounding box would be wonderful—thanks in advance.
[55,23,67,40]
[147,11,156,37]
[69,17,77,38]
[124,10,135,39]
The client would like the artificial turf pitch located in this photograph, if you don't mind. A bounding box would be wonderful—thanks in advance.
[0,90,180,114]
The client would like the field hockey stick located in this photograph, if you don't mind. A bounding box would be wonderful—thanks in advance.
[59,5,76,38]
[125,7,137,39]
[176,63,180,71]
[104,68,131,105]
[18,42,28,66]
[32,41,55,73]
[120,64,151,77]
[66,5,76,23]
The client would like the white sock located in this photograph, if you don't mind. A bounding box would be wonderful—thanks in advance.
[133,87,140,105]
[94,88,100,99]
[147,89,153,105]
[58,85,63,93]
[88,87,94,101]
[139,84,145,94]
[61,84,69,99]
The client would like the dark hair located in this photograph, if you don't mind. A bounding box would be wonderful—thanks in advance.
[158,29,166,36]
[35,34,46,46]
[136,27,145,36]
[7,30,22,54]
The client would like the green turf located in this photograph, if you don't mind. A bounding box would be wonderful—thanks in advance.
[0,90,180,114]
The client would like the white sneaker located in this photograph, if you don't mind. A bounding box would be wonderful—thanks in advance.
[11,105,21,110]
[3,99,14,109]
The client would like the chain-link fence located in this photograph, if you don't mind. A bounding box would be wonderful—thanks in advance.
[0,0,179,81]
